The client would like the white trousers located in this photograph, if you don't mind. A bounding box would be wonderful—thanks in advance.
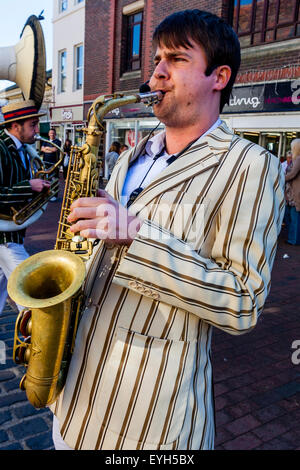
[0,243,29,314]
[52,415,73,450]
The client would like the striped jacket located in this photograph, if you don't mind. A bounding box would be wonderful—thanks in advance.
[0,129,34,244]
[51,122,285,450]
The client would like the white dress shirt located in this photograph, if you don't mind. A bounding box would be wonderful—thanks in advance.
[121,118,221,206]
[4,129,31,175]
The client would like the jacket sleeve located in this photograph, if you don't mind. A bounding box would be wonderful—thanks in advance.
[113,152,285,336]
[0,149,34,209]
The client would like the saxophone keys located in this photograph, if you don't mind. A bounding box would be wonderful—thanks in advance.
[14,338,31,365]
[19,374,27,391]
[19,309,32,337]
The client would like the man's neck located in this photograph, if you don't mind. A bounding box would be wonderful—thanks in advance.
[164,117,221,155]
[4,128,22,147]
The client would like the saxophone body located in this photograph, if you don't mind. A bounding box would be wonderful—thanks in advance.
[7,91,163,408]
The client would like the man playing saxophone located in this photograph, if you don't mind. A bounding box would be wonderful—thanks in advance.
[51,10,284,450]
[0,100,50,315]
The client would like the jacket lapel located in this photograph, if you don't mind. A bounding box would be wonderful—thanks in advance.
[109,121,234,209]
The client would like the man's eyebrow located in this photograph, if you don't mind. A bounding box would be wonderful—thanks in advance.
[154,50,192,61]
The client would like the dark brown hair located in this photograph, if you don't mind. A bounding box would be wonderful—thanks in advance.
[153,9,241,111]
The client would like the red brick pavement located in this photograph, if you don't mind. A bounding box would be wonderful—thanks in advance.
[212,224,300,450]
[0,175,299,450]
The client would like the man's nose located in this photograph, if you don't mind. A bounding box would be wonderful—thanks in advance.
[153,60,170,80]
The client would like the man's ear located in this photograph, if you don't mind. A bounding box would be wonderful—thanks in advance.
[213,65,232,91]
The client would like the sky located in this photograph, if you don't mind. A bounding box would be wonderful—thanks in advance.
[0,0,53,91]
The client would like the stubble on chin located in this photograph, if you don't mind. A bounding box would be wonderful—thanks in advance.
[153,100,180,128]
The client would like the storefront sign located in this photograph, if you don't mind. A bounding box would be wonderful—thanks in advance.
[223,79,300,114]
[62,109,73,120]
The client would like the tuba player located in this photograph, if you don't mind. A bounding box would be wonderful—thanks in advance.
[0,100,50,315]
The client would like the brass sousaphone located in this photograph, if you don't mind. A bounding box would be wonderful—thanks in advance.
[0,14,46,109]
[0,15,63,231]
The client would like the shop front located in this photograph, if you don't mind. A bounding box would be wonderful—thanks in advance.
[222,79,300,160]
[103,100,164,178]
[51,104,85,146]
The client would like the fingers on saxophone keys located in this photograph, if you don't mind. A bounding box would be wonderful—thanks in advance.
[67,207,98,223]
[69,218,100,233]
[70,196,107,210]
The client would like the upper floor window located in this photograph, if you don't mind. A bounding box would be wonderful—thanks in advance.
[59,0,68,13]
[123,11,143,72]
[74,44,83,90]
[232,0,300,47]
[59,50,67,93]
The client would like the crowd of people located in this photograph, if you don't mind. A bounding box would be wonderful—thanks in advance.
[40,128,129,183]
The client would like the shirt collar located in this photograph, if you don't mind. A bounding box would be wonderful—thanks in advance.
[4,129,23,150]
[144,118,222,159]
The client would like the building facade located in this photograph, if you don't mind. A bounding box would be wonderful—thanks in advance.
[222,0,300,159]
[83,0,300,175]
[51,0,86,145]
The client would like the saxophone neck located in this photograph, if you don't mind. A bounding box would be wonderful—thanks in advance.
[87,91,163,130]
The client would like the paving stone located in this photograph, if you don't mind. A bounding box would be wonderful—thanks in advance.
[221,432,262,450]
[9,417,49,440]
[25,431,55,450]
[224,414,261,437]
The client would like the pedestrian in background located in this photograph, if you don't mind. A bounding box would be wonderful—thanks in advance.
[120,143,129,153]
[282,150,293,227]
[285,138,300,245]
[63,138,72,180]
[281,150,292,174]
[105,141,121,179]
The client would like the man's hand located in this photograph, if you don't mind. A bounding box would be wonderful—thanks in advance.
[41,145,55,153]
[67,189,142,245]
[29,179,51,192]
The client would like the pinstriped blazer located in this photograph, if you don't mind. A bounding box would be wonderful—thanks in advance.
[0,129,34,244]
[51,122,285,450]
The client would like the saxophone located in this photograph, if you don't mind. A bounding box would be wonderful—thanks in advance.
[7,90,163,408]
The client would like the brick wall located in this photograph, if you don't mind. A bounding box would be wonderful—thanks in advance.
[84,0,226,102]
[84,0,300,103]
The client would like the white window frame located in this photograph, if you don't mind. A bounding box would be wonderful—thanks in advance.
[58,49,67,93]
[74,44,84,91]
[59,0,68,12]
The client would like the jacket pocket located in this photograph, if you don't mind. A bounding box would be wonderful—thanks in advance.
[96,326,196,448]
[152,191,211,251]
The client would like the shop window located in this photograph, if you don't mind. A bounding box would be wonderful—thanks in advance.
[58,50,67,93]
[243,132,259,144]
[122,11,143,73]
[231,0,300,46]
